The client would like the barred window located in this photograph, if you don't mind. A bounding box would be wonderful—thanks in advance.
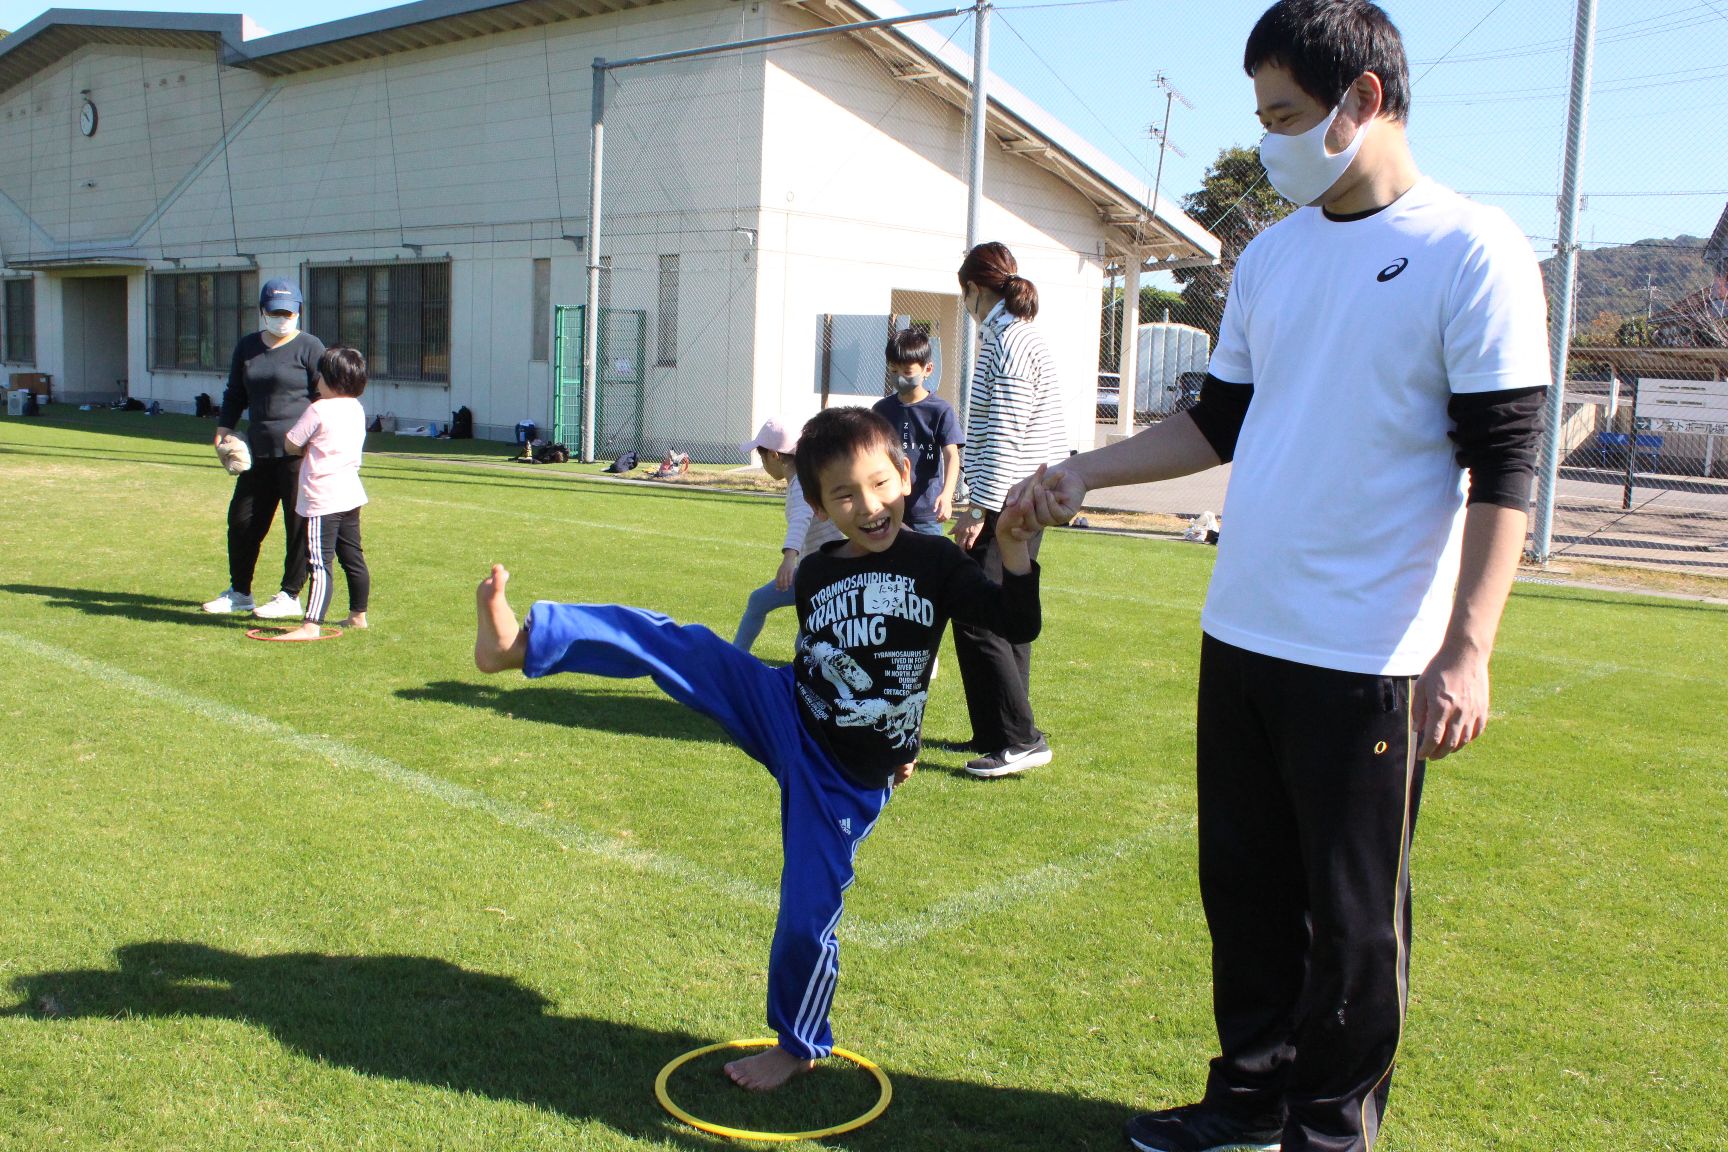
[2,277,36,364]
[657,254,679,368]
[307,262,450,382]
[149,270,256,372]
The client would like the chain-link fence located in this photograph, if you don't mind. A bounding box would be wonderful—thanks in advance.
[1078,4,1728,577]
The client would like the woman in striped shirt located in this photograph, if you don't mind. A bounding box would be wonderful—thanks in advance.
[950,242,1068,777]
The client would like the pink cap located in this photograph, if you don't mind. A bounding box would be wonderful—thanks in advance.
[741,415,799,457]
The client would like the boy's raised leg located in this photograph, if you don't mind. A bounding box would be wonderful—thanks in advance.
[724,1046,816,1092]
[475,564,527,672]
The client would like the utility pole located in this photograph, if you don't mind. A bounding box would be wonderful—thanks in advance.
[1148,72,1191,213]
[958,0,991,429]
[1530,0,1598,564]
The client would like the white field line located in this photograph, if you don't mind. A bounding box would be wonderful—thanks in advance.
[0,629,1177,950]
[1489,660,1639,720]
[848,819,1191,950]
[0,629,775,911]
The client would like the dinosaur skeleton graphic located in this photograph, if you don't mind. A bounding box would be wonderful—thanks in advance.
[801,639,928,749]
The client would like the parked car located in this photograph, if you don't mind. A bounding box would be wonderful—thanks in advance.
[1096,372,1121,421]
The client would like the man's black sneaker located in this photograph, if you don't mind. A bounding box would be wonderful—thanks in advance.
[963,735,1052,778]
[1124,1104,1282,1152]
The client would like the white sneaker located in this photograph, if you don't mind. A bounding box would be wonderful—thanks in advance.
[202,589,255,614]
[252,591,304,619]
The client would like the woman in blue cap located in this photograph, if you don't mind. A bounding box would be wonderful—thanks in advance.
[202,277,328,619]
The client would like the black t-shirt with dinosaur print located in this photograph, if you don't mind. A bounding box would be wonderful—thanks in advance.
[793,529,1040,787]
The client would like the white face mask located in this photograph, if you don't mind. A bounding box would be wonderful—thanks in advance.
[1258,103,1368,206]
[262,313,297,338]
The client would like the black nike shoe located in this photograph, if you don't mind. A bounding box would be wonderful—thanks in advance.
[963,735,1052,778]
[1124,1104,1282,1152]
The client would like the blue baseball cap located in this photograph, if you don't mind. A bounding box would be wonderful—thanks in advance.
[259,278,302,313]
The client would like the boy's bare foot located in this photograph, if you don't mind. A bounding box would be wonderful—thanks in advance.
[341,612,368,629]
[723,1046,815,1092]
[475,564,526,672]
[269,621,323,641]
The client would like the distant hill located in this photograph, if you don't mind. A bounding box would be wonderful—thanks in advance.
[1542,233,1713,326]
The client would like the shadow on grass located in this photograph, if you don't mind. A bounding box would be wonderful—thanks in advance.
[0,443,215,472]
[0,583,249,630]
[397,679,735,746]
[3,942,1139,1151]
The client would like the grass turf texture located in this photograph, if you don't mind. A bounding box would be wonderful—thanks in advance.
[1,409,1723,1151]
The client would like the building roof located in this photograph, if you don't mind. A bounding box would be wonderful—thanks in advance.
[1570,345,1728,379]
[1,0,1219,267]
[1704,199,1728,273]
[0,9,243,96]
[828,0,1218,268]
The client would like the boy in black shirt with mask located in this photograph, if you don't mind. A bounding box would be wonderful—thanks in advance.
[473,406,1044,1092]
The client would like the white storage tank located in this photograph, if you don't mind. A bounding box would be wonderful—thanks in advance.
[1134,321,1211,419]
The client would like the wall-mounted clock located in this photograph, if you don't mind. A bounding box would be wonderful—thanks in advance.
[79,99,97,137]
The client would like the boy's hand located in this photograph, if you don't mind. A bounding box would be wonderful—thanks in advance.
[996,465,1047,544]
[934,493,953,522]
[774,552,798,592]
[891,761,916,787]
[1008,464,1086,528]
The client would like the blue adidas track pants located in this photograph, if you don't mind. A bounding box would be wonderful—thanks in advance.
[522,601,893,1060]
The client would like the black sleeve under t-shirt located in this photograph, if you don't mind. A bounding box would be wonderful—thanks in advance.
[218,331,327,458]
[794,531,1040,786]
[1186,373,1548,508]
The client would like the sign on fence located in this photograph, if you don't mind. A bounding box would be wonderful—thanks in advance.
[1635,377,1728,435]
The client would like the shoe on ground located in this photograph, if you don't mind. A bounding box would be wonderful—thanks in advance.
[202,589,255,614]
[252,591,304,619]
[964,735,1052,778]
[1124,1104,1281,1152]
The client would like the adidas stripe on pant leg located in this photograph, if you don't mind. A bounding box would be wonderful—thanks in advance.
[522,601,891,1059]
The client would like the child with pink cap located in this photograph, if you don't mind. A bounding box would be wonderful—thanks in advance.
[732,415,844,652]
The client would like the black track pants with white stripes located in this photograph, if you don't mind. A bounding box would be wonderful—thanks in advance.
[1195,634,1424,1152]
[304,507,369,624]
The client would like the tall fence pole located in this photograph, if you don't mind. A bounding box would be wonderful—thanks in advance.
[958,0,990,429]
[1115,261,1141,440]
[1531,0,1598,563]
[580,59,607,464]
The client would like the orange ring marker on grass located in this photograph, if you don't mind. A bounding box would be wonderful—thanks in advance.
[246,625,343,641]
[654,1038,891,1142]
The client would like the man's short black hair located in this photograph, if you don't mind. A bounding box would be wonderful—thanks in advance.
[794,407,908,511]
[886,327,933,368]
[1245,0,1410,123]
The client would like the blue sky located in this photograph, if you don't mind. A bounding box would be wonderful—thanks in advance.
[5,0,1724,264]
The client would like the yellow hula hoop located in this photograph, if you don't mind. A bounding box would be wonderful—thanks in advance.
[654,1038,892,1142]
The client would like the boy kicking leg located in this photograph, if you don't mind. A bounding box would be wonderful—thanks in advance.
[473,564,890,1091]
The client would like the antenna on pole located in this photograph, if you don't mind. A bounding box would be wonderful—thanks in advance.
[1148,71,1192,214]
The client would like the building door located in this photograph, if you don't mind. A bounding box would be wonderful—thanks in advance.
[61,276,129,401]
[888,289,963,406]
[551,305,645,457]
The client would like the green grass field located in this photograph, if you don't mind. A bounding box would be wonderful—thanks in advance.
[1,410,1723,1151]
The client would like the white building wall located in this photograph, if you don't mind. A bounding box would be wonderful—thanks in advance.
[1,0,1127,451]
[752,25,1111,457]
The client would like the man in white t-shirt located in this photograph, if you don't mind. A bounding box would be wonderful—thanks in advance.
[1010,3,1548,1150]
